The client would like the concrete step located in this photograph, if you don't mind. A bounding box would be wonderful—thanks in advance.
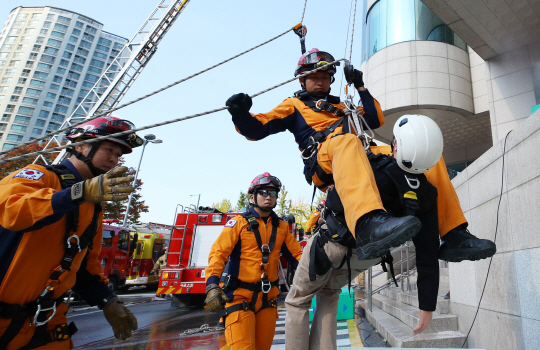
[380,288,450,314]
[371,294,458,333]
[358,299,467,348]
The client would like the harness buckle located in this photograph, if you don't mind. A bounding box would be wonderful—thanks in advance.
[261,274,272,294]
[301,137,319,160]
[404,175,420,189]
[66,234,81,252]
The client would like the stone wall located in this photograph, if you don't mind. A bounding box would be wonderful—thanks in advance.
[449,108,540,350]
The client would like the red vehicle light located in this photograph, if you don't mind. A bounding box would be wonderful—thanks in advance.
[226,215,236,221]
[198,215,208,223]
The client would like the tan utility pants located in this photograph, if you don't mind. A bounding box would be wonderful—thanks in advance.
[284,236,380,350]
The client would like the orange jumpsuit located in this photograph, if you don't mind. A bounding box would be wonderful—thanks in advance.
[305,210,321,233]
[231,89,466,238]
[0,160,112,350]
[206,208,302,350]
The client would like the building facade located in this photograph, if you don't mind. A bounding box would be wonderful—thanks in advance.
[0,6,127,151]
[361,0,540,348]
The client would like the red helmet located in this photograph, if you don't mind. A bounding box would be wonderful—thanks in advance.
[248,172,282,194]
[319,199,326,206]
[66,116,143,154]
[294,48,340,77]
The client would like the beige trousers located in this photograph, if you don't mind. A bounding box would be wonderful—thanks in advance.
[284,235,380,350]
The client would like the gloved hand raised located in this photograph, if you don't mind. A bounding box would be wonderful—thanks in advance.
[205,283,228,313]
[102,296,138,340]
[352,69,364,89]
[71,166,134,203]
[226,93,252,114]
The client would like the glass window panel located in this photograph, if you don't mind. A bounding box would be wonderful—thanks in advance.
[387,0,415,45]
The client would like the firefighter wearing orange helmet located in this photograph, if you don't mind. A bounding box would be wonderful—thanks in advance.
[0,116,140,349]
[305,199,325,236]
[205,173,302,350]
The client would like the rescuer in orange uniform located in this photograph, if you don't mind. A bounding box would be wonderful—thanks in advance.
[205,173,302,350]
[226,48,495,263]
[305,200,325,236]
[0,117,140,350]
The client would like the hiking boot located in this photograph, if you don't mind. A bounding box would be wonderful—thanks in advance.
[438,225,496,262]
[356,210,422,260]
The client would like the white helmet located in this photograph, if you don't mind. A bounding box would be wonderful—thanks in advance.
[393,115,443,174]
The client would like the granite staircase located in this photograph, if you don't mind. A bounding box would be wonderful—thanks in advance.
[357,264,468,348]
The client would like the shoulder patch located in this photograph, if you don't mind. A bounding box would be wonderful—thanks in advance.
[14,169,45,181]
[314,212,319,216]
[225,219,237,228]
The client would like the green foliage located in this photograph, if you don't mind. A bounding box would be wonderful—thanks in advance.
[212,198,233,213]
[236,191,250,212]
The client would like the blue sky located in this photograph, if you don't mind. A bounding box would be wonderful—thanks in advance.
[1,0,368,225]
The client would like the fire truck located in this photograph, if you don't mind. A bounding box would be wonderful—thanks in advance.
[99,220,132,291]
[157,206,298,308]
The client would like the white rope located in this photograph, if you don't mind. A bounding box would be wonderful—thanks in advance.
[180,323,225,336]
[0,59,345,165]
[0,26,297,157]
[300,0,308,24]
[349,0,358,63]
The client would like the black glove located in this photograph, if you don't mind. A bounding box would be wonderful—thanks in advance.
[226,93,252,114]
[352,69,364,89]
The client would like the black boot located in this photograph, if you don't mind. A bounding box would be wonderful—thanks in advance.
[438,224,496,262]
[356,210,422,260]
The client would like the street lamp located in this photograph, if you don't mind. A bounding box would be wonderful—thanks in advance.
[123,134,163,227]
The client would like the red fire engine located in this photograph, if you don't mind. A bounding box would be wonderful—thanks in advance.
[157,206,299,308]
[99,219,132,291]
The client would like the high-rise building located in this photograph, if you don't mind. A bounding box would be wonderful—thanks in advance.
[0,6,128,151]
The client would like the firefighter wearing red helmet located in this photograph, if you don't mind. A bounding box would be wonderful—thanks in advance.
[0,116,141,349]
[205,173,302,350]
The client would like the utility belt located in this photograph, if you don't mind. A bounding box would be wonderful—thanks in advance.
[0,297,77,350]
[219,275,278,321]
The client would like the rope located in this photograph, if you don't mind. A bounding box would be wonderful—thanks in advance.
[339,0,355,98]
[180,323,225,336]
[349,0,358,63]
[300,0,308,24]
[0,26,297,158]
[0,59,345,165]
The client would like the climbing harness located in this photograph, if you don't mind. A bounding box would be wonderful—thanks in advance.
[218,212,280,323]
[0,58,345,165]
[0,165,101,350]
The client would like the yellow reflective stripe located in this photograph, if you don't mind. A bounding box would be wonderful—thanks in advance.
[404,191,417,200]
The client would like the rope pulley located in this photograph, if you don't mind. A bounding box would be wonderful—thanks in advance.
[293,23,307,54]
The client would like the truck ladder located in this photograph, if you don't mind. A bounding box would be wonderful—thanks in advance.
[34,0,191,165]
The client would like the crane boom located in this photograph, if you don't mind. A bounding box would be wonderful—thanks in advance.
[34,0,190,165]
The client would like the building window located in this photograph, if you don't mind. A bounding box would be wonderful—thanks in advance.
[84,73,99,83]
[51,31,64,39]
[98,38,112,47]
[31,13,42,20]
[13,53,24,59]
[69,35,78,43]
[58,96,71,105]
[0,78,12,84]
[47,38,62,48]
[35,119,46,127]
[93,52,107,60]
[53,23,68,32]
[51,113,65,122]
[49,83,59,91]
[6,36,17,43]
[2,144,16,151]
[72,28,81,37]
[363,0,466,61]
[66,44,75,51]
[76,48,89,57]
[68,72,80,80]
[57,67,66,75]
[83,33,95,42]
[8,60,20,67]
[54,105,68,114]
[21,97,38,106]
[16,44,28,51]
[14,22,26,27]
[80,41,92,49]
[57,16,71,25]
[62,52,72,59]
[0,86,8,93]
[17,14,28,20]
[71,63,83,72]
[113,42,124,50]
[4,69,16,76]
[40,54,55,64]
[42,101,53,108]
[10,29,21,35]
[46,14,54,21]
[85,26,97,35]
[47,122,60,131]
[75,21,83,29]
[64,79,77,88]
[59,59,69,67]
[33,71,49,80]
[28,21,39,27]
[95,44,109,53]
[14,115,31,125]
[40,29,48,35]
[24,28,35,34]
[17,106,35,116]
[73,56,86,64]
[26,88,41,96]
[61,87,74,96]
[32,128,42,135]
[37,62,51,71]
[20,36,31,43]
[6,134,23,142]
[1,114,11,122]
[38,110,49,118]
[10,124,27,133]
[89,59,104,68]
[87,66,101,75]
[46,92,56,99]
[2,44,14,51]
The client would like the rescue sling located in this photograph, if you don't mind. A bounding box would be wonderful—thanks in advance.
[0,165,101,350]
[219,211,280,320]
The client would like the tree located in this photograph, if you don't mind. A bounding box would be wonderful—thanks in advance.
[276,185,292,217]
[0,141,63,179]
[102,157,149,225]
[236,191,250,211]
[212,198,233,213]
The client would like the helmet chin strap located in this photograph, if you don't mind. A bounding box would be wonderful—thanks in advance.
[69,142,107,176]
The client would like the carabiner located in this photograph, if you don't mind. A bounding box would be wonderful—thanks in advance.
[66,234,81,252]
[33,302,56,326]
[261,273,271,294]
